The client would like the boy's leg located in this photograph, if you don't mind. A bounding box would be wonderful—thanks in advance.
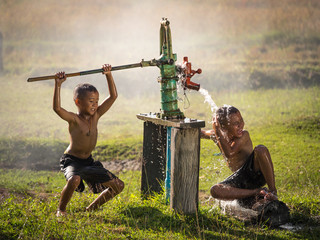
[211,184,261,200]
[253,145,277,199]
[210,145,277,201]
[57,175,81,215]
[86,178,124,211]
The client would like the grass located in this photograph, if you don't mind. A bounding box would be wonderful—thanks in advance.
[0,0,320,238]
[0,152,319,240]
[0,92,319,238]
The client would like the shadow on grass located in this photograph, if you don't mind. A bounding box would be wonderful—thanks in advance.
[118,205,288,239]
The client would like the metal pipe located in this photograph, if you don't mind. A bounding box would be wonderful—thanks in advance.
[165,126,172,204]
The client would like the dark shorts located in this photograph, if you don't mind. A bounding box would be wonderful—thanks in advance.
[219,151,266,189]
[219,151,267,208]
[60,154,117,194]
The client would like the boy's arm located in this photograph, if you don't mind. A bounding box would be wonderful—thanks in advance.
[213,119,250,158]
[97,64,118,118]
[201,127,225,155]
[53,72,76,122]
[211,120,227,155]
[200,129,214,139]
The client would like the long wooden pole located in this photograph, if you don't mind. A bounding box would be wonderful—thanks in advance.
[27,62,150,82]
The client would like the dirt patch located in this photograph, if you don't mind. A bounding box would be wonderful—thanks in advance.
[0,187,33,201]
[0,187,10,202]
[102,159,141,172]
[0,187,55,203]
[0,187,33,202]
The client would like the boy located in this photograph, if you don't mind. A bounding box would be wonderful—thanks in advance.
[201,105,277,207]
[54,64,124,217]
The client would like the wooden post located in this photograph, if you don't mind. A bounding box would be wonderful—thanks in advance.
[141,121,167,197]
[170,127,201,214]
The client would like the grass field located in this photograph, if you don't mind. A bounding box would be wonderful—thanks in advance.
[0,87,319,239]
[1,0,320,239]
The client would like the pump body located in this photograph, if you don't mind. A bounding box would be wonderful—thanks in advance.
[157,18,202,119]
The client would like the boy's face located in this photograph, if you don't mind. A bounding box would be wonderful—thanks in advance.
[76,91,99,116]
[224,111,244,138]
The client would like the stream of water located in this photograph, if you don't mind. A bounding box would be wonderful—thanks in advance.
[199,87,219,114]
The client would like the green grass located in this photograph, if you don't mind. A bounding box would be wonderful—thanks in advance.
[0,165,319,239]
[0,96,319,238]
[1,1,320,238]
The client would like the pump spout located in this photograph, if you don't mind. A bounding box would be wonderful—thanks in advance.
[185,78,201,91]
[177,56,202,91]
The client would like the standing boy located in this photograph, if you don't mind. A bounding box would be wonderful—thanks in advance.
[54,64,124,217]
[201,105,277,207]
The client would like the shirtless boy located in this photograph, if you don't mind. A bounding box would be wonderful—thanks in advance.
[201,105,277,207]
[54,64,124,217]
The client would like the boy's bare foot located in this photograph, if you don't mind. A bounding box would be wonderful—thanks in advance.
[259,188,278,201]
[252,198,268,210]
[56,210,67,217]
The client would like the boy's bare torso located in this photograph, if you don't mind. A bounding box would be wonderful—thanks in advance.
[54,64,117,160]
[215,111,254,172]
[224,132,253,172]
[65,113,99,159]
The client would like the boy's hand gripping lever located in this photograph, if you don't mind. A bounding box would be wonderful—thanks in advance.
[177,56,202,91]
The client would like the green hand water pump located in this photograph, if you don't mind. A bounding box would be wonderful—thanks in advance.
[27,18,202,119]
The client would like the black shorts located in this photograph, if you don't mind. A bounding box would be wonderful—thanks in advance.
[219,151,266,189]
[219,151,266,207]
[60,154,117,194]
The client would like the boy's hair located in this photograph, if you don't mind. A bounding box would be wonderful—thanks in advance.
[215,105,239,128]
[73,83,98,100]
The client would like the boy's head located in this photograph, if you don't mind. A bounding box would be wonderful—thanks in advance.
[215,105,239,127]
[73,83,99,115]
[215,105,244,138]
[73,83,98,101]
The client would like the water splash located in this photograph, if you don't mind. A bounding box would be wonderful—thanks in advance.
[199,87,218,114]
[205,198,260,223]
